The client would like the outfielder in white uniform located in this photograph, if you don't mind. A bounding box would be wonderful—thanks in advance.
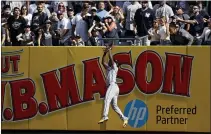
[98,46,128,128]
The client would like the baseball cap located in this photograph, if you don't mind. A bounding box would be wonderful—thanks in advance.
[91,7,97,12]
[104,15,114,20]
[45,20,51,24]
[75,34,81,38]
[67,7,73,12]
[176,6,184,10]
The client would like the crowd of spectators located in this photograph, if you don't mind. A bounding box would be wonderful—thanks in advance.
[1,0,211,46]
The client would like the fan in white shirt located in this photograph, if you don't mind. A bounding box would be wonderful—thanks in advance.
[57,11,72,45]
[158,17,171,45]
[21,5,32,26]
[72,6,91,43]
[199,19,211,45]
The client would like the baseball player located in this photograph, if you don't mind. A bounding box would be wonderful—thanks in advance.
[98,46,128,128]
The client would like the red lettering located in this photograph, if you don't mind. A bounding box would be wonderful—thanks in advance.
[41,65,81,112]
[10,55,20,72]
[1,56,10,73]
[162,53,193,96]
[113,52,135,95]
[136,51,163,94]
[1,82,7,121]
[41,65,82,112]
[10,79,38,121]
[83,58,106,101]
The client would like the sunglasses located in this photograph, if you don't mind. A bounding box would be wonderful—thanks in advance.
[22,8,27,10]
[59,5,64,7]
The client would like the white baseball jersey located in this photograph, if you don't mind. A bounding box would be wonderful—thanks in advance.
[102,62,128,121]
[106,62,118,86]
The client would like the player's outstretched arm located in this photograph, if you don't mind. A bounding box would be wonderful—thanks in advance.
[102,48,109,69]
[108,48,115,68]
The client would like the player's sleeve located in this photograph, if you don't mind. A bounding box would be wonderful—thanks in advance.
[113,62,118,72]
[107,66,111,71]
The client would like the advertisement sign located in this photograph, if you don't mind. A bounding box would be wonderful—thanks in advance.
[1,47,211,132]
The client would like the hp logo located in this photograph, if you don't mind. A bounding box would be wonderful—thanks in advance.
[124,99,148,128]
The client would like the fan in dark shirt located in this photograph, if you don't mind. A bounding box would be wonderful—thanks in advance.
[31,3,48,37]
[7,7,26,46]
[134,1,155,46]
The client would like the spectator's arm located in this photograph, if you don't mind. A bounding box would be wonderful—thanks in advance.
[16,33,23,41]
[108,7,113,14]
[102,24,108,33]
[118,10,125,20]
[60,29,69,38]
[1,34,6,46]
[184,31,194,45]
[71,17,76,37]
[105,22,116,32]
[31,32,35,41]
[148,28,153,36]
[186,24,190,31]
[133,10,139,31]
[37,30,43,46]
[165,23,170,36]
[51,31,57,39]
[6,27,10,43]
[37,36,41,46]
[177,18,197,25]
[198,27,206,40]
[26,1,30,10]
[107,0,114,9]
[72,25,76,37]
[88,21,96,35]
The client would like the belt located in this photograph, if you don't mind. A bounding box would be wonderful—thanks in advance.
[107,82,117,86]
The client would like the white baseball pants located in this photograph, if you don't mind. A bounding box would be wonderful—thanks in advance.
[103,83,127,121]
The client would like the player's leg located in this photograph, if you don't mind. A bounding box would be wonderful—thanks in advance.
[98,85,115,123]
[111,96,126,120]
[111,84,128,127]
[111,96,127,120]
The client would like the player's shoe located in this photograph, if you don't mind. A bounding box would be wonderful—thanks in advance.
[123,117,128,128]
[98,117,108,124]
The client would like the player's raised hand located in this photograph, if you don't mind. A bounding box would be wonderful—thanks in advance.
[102,47,108,54]
[102,45,110,53]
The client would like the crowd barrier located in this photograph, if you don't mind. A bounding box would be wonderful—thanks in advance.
[1,46,211,132]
